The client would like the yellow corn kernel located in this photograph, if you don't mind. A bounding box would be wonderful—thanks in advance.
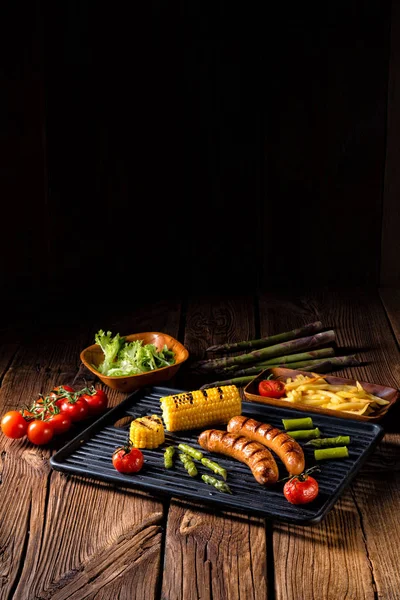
[160,385,242,432]
[129,415,165,449]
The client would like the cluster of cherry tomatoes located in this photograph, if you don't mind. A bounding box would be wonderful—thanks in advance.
[1,385,108,446]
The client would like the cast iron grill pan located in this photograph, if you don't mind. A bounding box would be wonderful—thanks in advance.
[50,385,384,525]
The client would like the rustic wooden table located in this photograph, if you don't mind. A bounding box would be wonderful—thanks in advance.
[1,288,399,600]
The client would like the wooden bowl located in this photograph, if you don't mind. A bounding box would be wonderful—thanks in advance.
[80,332,189,392]
[243,367,400,422]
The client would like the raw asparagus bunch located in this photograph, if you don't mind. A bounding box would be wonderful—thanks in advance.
[192,331,336,373]
[200,355,361,389]
[296,355,360,372]
[215,348,335,374]
[215,355,359,379]
[206,321,324,353]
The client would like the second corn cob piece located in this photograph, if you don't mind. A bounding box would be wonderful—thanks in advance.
[129,415,165,449]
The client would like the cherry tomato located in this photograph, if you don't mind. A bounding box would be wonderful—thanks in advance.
[112,446,144,473]
[50,385,75,395]
[31,397,61,420]
[1,411,29,439]
[283,473,319,504]
[258,379,286,398]
[81,389,108,415]
[22,409,35,419]
[31,398,50,417]
[47,413,72,435]
[59,397,89,422]
[27,420,54,445]
[49,385,75,408]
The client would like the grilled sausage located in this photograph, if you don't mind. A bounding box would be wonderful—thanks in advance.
[227,416,305,475]
[198,429,279,485]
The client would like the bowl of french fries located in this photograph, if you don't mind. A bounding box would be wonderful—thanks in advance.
[244,367,400,422]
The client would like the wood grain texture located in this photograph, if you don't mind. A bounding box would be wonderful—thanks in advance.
[162,502,267,600]
[259,288,400,600]
[380,288,400,345]
[177,295,257,392]
[163,295,269,600]
[357,287,400,600]
[2,291,400,599]
[349,432,400,600]
[0,332,21,382]
[273,492,376,600]
[12,479,163,600]
[381,0,400,286]
[0,300,182,600]
[0,360,83,599]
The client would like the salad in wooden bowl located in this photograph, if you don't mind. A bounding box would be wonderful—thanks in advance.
[80,330,189,392]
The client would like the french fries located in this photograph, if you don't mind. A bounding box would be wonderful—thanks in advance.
[282,375,389,416]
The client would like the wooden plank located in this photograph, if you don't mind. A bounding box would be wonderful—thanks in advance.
[349,431,400,600]
[259,288,400,600]
[380,288,400,345]
[176,295,257,392]
[0,333,21,382]
[273,492,375,600]
[381,0,400,286]
[162,501,266,600]
[0,326,94,600]
[162,295,269,600]
[1,300,182,600]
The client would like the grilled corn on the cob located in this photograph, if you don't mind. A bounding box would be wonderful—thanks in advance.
[160,385,241,432]
[129,414,165,448]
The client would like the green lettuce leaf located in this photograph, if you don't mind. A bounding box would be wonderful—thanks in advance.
[94,331,176,376]
[94,330,125,374]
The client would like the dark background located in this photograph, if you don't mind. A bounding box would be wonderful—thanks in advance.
[1,1,398,318]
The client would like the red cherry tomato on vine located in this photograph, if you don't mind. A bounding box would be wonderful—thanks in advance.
[283,473,319,505]
[258,379,286,398]
[50,385,75,395]
[49,385,75,408]
[112,446,144,473]
[31,398,50,417]
[81,389,108,415]
[59,397,89,422]
[47,413,72,435]
[22,409,35,419]
[27,420,54,445]
[1,411,29,439]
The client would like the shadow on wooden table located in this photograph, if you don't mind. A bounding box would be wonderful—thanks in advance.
[170,495,368,549]
[169,498,266,525]
[273,499,363,544]
[360,439,400,472]
[380,399,400,433]
[53,471,168,504]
